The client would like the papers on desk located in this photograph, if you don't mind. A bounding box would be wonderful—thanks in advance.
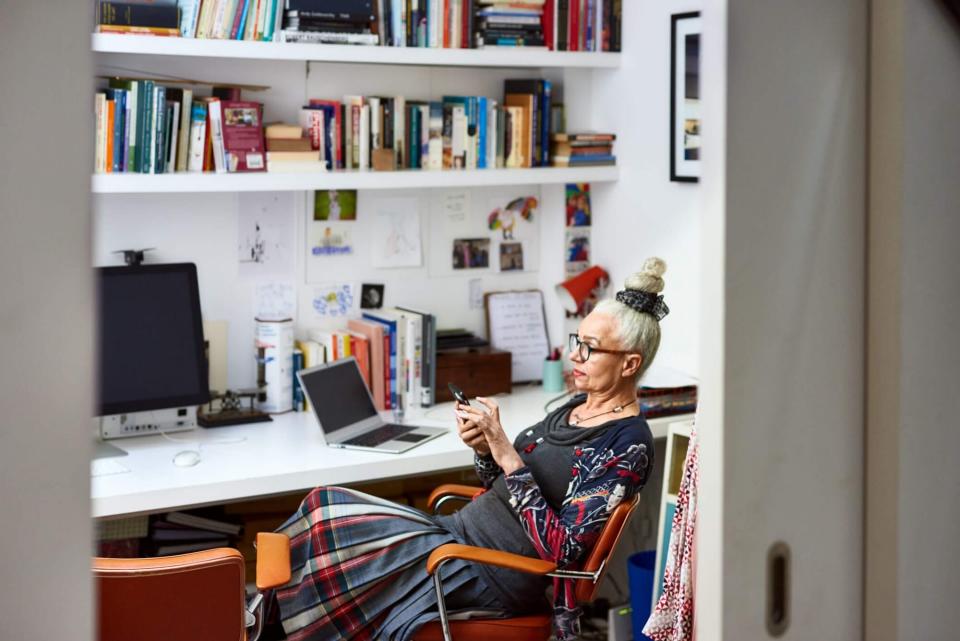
[91,458,131,477]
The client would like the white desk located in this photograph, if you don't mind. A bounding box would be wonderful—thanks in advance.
[93,385,690,519]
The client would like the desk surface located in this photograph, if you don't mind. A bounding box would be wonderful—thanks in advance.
[93,386,691,519]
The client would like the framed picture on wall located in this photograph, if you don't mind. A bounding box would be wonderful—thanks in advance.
[670,12,702,182]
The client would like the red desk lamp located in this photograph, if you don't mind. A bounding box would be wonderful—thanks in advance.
[555,266,609,314]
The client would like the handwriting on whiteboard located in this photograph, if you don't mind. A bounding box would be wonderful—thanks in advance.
[486,291,550,383]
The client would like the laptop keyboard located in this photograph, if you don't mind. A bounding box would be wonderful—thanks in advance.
[342,424,417,448]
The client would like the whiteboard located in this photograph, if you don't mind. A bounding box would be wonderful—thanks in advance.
[485,290,551,383]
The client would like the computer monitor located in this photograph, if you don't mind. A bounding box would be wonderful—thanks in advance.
[96,263,209,445]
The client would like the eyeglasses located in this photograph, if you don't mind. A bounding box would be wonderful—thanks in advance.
[568,333,636,362]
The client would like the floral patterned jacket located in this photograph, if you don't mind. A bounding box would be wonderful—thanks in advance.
[473,418,653,640]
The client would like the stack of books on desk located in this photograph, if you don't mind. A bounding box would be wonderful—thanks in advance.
[150,511,242,556]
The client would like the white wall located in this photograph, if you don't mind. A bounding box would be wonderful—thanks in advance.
[0,2,93,640]
[699,1,866,639]
[868,3,960,640]
[588,1,703,378]
[94,9,704,390]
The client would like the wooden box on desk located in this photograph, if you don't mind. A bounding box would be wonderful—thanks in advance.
[435,347,511,402]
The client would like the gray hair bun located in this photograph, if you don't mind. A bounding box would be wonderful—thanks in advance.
[624,257,667,294]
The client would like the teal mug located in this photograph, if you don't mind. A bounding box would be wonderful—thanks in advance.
[542,359,564,393]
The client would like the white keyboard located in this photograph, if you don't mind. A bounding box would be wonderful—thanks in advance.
[91,458,131,477]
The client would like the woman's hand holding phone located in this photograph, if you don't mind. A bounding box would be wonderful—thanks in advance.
[450,384,491,456]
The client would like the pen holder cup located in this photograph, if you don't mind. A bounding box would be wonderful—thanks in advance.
[542,359,565,393]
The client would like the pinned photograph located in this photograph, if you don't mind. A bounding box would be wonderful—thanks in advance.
[452,238,491,270]
[565,229,591,275]
[314,190,358,220]
[499,242,524,272]
[565,183,592,227]
[360,283,385,309]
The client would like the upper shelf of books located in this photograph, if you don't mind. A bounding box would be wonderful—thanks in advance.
[91,34,621,68]
[91,166,619,193]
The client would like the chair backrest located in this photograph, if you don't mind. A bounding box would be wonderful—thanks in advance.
[575,494,641,603]
[93,548,247,641]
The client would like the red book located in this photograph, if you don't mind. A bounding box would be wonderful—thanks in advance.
[220,101,266,172]
[569,0,579,51]
[105,100,115,173]
[443,0,450,48]
[544,0,555,50]
[461,0,470,48]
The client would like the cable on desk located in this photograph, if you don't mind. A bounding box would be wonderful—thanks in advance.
[544,390,575,414]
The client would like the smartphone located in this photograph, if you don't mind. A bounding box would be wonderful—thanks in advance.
[448,382,470,407]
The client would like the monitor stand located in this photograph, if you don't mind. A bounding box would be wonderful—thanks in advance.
[93,439,128,460]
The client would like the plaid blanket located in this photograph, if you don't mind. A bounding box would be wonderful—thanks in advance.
[273,486,502,641]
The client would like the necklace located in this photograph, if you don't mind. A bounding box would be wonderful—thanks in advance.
[570,399,637,426]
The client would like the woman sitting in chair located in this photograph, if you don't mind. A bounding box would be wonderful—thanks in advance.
[270,258,668,641]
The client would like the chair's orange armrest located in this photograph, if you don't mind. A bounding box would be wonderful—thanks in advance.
[256,532,291,591]
[426,484,484,511]
[426,543,556,576]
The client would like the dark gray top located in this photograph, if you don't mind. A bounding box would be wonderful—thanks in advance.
[436,394,647,613]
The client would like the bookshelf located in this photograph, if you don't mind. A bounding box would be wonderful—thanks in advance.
[92,166,619,193]
[92,34,621,68]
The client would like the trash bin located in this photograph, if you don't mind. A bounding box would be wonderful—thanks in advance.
[628,550,657,641]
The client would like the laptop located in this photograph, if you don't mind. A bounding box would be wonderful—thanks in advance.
[297,357,446,453]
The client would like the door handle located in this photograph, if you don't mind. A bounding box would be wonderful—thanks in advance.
[766,541,790,636]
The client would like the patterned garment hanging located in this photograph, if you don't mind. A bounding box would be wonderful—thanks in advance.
[643,427,699,641]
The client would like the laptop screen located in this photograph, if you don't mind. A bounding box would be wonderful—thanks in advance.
[300,359,378,434]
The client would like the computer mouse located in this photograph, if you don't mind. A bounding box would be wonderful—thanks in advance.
[173,450,201,467]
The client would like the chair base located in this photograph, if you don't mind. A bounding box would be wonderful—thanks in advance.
[413,614,552,641]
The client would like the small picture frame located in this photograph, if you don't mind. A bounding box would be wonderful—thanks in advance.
[670,12,702,183]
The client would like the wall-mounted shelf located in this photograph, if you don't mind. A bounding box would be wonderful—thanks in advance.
[92,166,619,194]
[92,34,621,68]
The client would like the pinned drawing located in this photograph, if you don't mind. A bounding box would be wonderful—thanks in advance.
[254,282,296,321]
[371,198,422,268]
[309,223,353,256]
[238,192,295,280]
[311,283,355,318]
[487,196,537,240]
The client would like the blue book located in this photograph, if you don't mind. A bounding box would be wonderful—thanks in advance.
[477,96,488,169]
[541,80,552,166]
[105,89,125,173]
[236,0,251,40]
[140,81,155,174]
[154,85,167,174]
[292,349,304,411]
[362,312,397,409]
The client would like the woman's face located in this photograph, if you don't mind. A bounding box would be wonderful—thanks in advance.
[569,311,640,394]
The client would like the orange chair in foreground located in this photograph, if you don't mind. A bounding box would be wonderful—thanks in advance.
[93,532,291,641]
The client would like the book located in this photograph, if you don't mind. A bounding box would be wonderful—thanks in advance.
[266,137,313,152]
[394,306,436,407]
[97,1,180,28]
[348,319,386,410]
[96,24,181,35]
[156,539,231,556]
[165,511,243,535]
[187,101,207,172]
[264,122,304,139]
[292,347,304,411]
[204,97,227,173]
[221,100,266,171]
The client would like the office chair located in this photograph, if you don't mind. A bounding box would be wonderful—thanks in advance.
[93,532,290,641]
[413,483,642,641]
